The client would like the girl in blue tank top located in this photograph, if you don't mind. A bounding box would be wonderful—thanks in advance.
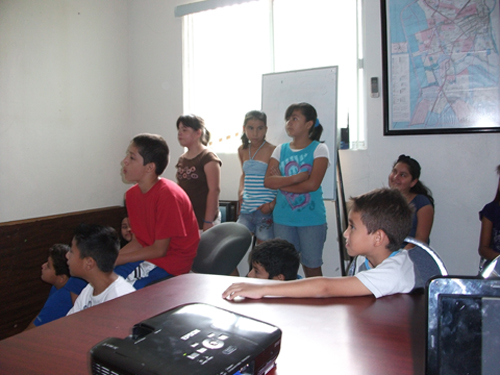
[264,103,330,278]
[237,110,277,244]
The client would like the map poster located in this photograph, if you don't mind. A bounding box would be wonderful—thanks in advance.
[381,0,500,135]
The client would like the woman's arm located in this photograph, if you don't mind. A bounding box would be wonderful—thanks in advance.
[404,204,434,249]
[203,160,221,231]
[478,217,498,260]
[279,157,329,194]
[264,158,308,189]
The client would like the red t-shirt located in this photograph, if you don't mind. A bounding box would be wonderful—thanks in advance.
[126,178,200,275]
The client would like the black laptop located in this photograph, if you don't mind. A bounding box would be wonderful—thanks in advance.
[426,276,500,375]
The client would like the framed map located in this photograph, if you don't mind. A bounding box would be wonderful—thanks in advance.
[381,0,500,135]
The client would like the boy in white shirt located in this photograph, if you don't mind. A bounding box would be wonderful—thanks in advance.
[223,188,415,300]
[67,224,135,315]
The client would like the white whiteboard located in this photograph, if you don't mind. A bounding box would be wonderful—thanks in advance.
[261,66,338,200]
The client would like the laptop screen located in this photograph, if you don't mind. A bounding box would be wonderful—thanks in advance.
[427,277,500,375]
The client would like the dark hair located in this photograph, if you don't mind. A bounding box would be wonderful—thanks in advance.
[176,114,211,146]
[49,244,70,277]
[350,188,413,252]
[494,164,500,202]
[393,154,434,207]
[132,134,169,175]
[73,224,120,273]
[249,239,300,280]
[241,110,267,149]
[285,102,323,142]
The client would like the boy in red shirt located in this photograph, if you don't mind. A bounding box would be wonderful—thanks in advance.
[116,134,200,288]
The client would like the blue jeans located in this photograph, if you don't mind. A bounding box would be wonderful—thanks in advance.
[237,210,274,241]
[274,223,327,268]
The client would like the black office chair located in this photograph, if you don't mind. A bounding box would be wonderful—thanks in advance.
[191,222,252,275]
[405,237,448,289]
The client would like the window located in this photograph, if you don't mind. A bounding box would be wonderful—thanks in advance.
[179,0,364,152]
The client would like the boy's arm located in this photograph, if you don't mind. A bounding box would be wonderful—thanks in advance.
[222,276,372,300]
[118,237,143,254]
[115,238,170,265]
[278,157,329,194]
[264,158,308,189]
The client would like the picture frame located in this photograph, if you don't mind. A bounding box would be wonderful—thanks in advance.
[381,0,500,135]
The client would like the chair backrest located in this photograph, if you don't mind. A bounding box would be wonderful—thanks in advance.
[480,254,500,278]
[191,222,252,275]
[405,237,448,289]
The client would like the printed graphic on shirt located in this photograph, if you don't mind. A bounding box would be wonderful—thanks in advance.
[178,166,199,180]
[280,153,313,211]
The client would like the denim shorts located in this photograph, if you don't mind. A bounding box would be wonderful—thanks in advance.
[274,223,327,268]
[237,210,274,241]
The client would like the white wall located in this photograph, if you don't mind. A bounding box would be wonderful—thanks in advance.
[0,0,130,221]
[2,0,498,276]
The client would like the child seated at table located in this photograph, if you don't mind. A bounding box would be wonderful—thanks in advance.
[223,188,415,300]
[247,239,300,281]
[67,224,135,315]
[116,134,200,288]
[25,244,87,329]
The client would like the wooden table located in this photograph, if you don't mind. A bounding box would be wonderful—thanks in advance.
[0,274,426,374]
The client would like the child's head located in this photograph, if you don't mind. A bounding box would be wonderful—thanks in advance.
[346,188,413,253]
[120,216,132,247]
[248,239,300,280]
[241,110,267,149]
[129,134,170,176]
[41,244,70,285]
[66,224,120,277]
[285,102,323,142]
[176,114,210,146]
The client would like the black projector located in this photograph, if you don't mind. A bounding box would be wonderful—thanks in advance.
[90,303,282,375]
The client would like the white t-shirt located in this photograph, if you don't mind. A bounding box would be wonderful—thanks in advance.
[271,143,330,162]
[67,275,135,315]
[351,250,415,298]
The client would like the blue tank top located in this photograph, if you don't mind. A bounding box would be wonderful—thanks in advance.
[240,159,276,214]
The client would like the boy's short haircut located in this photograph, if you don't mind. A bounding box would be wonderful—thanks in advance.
[250,239,300,280]
[73,224,120,273]
[350,188,413,252]
[132,133,170,176]
[49,244,71,277]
